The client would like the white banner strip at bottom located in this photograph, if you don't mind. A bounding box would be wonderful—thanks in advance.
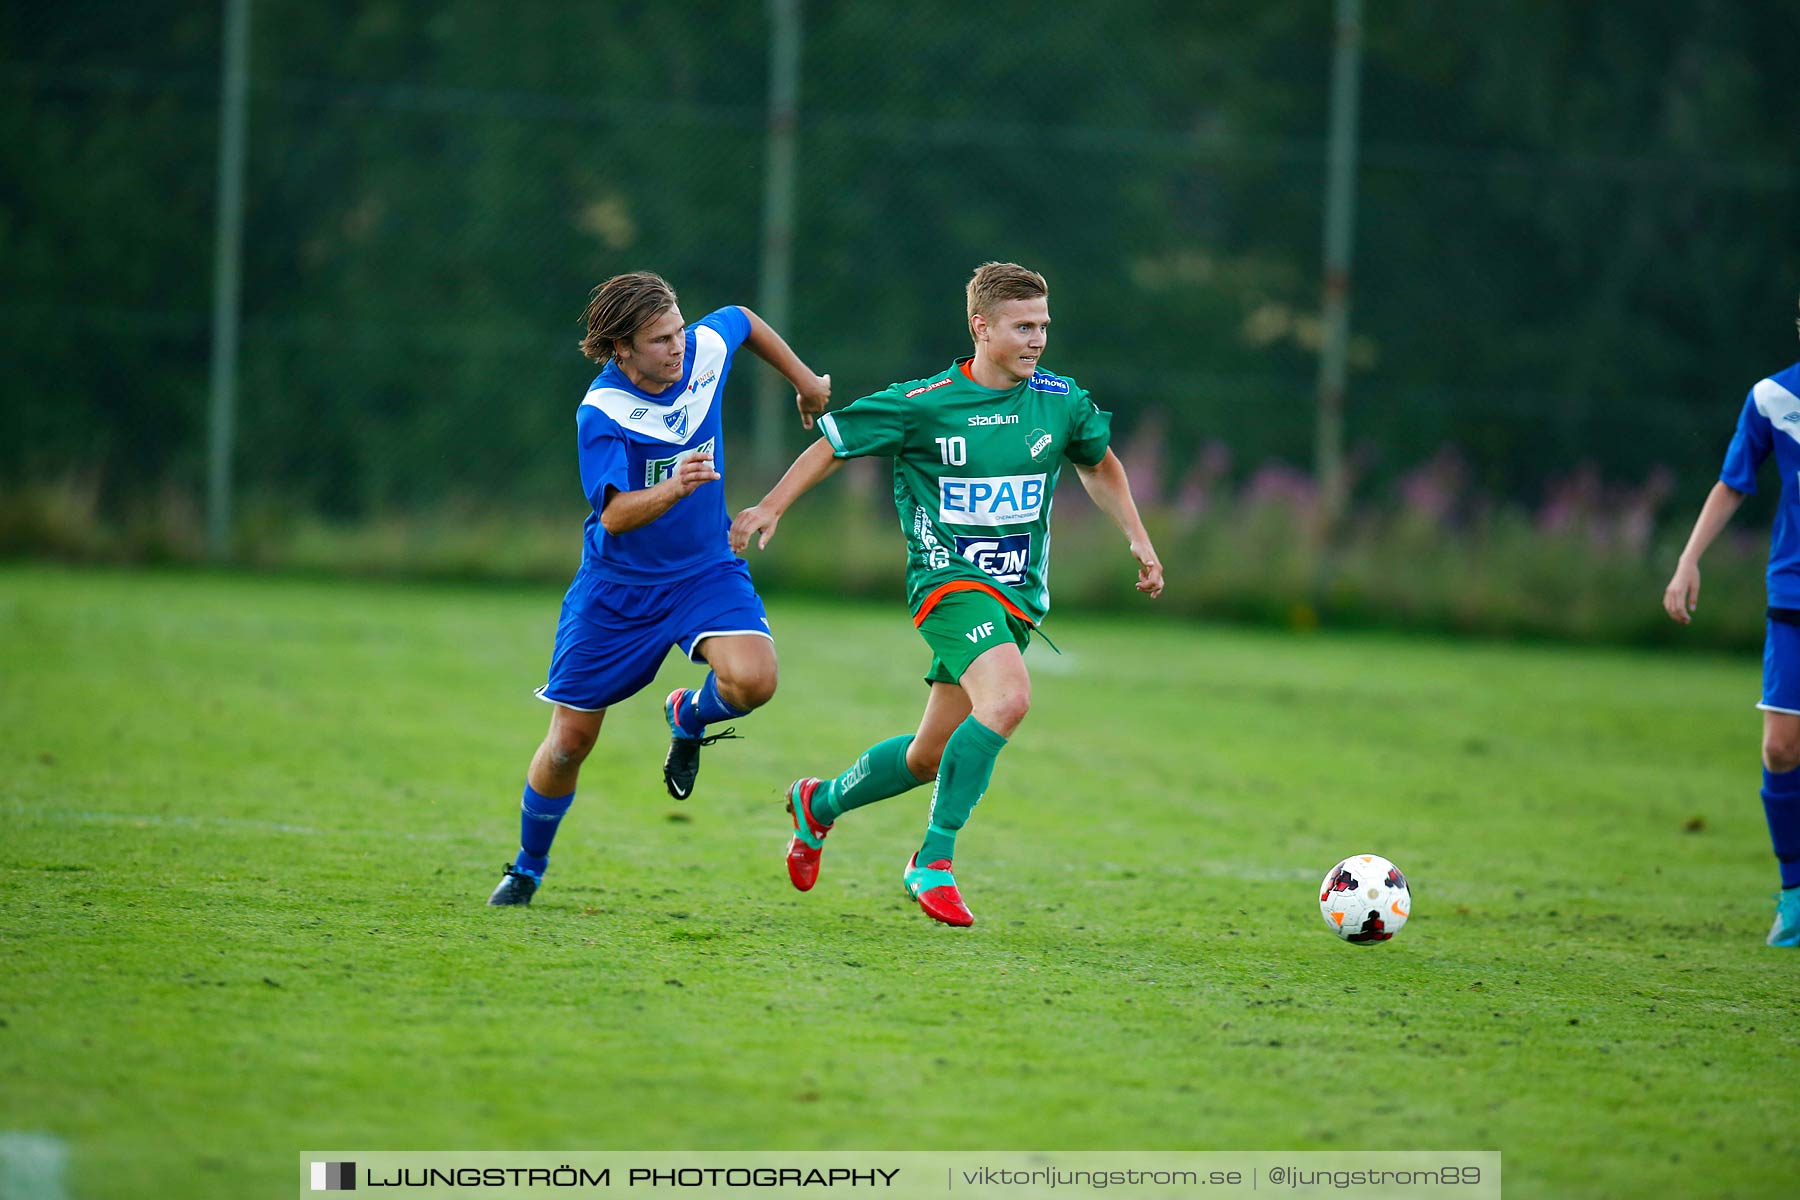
[298,1151,1501,1199]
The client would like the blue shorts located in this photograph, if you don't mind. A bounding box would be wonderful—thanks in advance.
[1762,618,1800,715]
[536,559,772,712]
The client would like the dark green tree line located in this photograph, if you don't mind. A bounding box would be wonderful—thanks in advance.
[3,1,1797,525]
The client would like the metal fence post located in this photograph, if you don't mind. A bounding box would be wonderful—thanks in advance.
[754,0,802,479]
[207,0,251,560]
[1315,0,1363,540]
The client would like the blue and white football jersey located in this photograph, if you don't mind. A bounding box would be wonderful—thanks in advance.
[1720,362,1800,607]
[575,305,752,585]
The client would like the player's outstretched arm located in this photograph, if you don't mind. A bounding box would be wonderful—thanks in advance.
[1074,449,1164,599]
[600,452,720,536]
[1663,481,1746,624]
[730,439,844,554]
[737,306,831,429]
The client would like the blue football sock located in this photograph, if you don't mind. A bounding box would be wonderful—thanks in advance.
[515,784,574,878]
[676,672,748,738]
[1762,766,1800,889]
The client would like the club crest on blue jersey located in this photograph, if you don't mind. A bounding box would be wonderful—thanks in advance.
[663,405,690,439]
[955,534,1032,585]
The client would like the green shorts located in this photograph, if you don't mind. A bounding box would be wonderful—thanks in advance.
[916,590,1034,685]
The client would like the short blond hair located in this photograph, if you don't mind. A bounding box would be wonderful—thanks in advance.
[965,261,1048,347]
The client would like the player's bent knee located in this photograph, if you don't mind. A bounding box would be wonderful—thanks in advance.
[1765,741,1800,774]
[549,726,598,766]
[977,693,1030,736]
[718,670,778,711]
[548,743,591,771]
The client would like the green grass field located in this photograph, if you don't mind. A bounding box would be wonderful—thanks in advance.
[2,565,1796,1199]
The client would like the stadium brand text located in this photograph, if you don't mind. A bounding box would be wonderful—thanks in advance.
[939,474,1046,527]
[968,414,1019,426]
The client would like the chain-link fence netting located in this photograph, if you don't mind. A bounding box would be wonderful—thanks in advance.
[5,2,1799,579]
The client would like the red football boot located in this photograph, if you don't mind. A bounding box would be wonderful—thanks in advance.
[902,853,974,927]
[785,777,833,892]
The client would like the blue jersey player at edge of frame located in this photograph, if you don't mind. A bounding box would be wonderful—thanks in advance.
[487,272,831,907]
[1663,293,1800,947]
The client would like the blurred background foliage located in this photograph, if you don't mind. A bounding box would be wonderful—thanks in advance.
[3,1,1797,648]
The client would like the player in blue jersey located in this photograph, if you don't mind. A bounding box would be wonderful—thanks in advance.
[488,271,830,906]
[1662,306,1800,946]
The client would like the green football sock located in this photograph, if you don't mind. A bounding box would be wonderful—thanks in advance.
[814,735,927,824]
[918,716,1008,865]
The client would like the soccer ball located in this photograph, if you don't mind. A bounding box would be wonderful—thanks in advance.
[1319,854,1411,945]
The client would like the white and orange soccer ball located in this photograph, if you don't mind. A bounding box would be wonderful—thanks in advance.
[1319,854,1411,944]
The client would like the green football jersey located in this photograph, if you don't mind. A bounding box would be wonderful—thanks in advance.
[816,358,1112,623]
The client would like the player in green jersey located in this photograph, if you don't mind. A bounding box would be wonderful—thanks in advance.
[730,262,1164,926]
